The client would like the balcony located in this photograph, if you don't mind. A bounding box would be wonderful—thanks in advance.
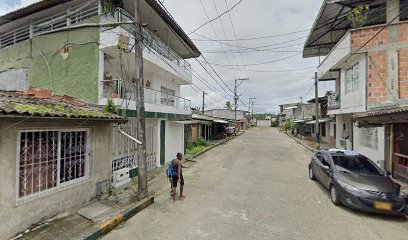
[0,2,99,49]
[100,79,191,114]
[327,92,340,110]
[100,8,192,83]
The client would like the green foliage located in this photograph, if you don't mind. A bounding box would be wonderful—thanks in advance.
[271,121,279,127]
[101,0,123,16]
[13,104,106,118]
[104,98,117,114]
[186,137,212,156]
[225,101,232,111]
[283,120,293,132]
[252,113,276,120]
[347,4,370,27]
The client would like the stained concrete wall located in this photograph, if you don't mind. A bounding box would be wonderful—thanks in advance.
[0,26,100,104]
[0,119,113,239]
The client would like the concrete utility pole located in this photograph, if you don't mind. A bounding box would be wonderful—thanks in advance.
[300,97,304,119]
[249,97,256,122]
[202,91,207,114]
[134,0,148,200]
[314,72,320,150]
[234,78,249,129]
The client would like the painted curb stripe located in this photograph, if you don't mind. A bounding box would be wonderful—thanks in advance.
[81,197,154,240]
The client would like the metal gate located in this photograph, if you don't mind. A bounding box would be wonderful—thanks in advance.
[146,119,157,170]
[112,118,137,173]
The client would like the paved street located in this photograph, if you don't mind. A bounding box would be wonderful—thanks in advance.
[103,128,408,240]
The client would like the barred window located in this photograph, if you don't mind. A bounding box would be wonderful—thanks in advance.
[18,130,89,199]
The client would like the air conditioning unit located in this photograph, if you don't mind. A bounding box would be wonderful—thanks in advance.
[112,168,131,188]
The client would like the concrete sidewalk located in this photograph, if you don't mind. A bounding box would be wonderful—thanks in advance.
[14,132,247,240]
[286,133,332,153]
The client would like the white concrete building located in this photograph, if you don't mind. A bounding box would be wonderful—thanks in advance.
[0,0,200,187]
[305,7,386,169]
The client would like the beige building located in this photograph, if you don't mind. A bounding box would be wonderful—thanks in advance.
[0,90,124,239]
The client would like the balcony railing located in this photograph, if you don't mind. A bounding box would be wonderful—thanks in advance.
[111,8,192,75]
[0,2,99,49]
[327,92,340,110]
[101,79,191,110]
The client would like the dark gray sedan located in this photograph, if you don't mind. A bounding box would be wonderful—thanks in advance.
[309,149,408,216]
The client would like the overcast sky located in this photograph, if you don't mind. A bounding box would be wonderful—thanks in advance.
[1,0,334,114]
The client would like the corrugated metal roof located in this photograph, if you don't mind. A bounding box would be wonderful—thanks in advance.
[0,89,124,120]
[303,0,387,58]
[353,106,408,119]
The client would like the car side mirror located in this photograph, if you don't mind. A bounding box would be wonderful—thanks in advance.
[322,165,331,171]
[384,170,391,176]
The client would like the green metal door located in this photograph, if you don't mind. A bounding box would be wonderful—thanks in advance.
[160,120,166,165]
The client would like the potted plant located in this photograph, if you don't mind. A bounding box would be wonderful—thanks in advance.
[347,4,370,28]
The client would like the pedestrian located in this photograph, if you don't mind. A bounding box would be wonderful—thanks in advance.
[166,153,185,202]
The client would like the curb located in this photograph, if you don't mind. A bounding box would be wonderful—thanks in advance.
[80,197,154,240]
[285,133,317,153]
[191,131,245,158]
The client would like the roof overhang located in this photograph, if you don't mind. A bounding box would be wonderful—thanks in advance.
[303,0,388,58]
[0,0,201,59]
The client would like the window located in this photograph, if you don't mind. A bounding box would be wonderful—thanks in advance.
[160,86,175,106]
[342,122,348,131]
[360,127,378,150]
[332,154,382,175]
[345,62,359,93]
[18,130,89,200]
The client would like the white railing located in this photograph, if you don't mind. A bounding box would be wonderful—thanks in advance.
[0,2,99,49]
[101,79,191,110]
[113,8,192,75]
[327,92,340,110]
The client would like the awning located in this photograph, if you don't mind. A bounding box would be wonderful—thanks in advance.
[213,119,229,124]
[303,0,388,58]
[306,119,331,125]
[170,120,210,125]
[353,106,408,124]
[284,106,298,110]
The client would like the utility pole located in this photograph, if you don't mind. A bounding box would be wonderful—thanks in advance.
[249,97,256,123]
[314,72,320,150]
[251,101,254,119]
[134,0,148,200]
[202,91,207,114]
[234,78,249,130]
[300,97,304,119]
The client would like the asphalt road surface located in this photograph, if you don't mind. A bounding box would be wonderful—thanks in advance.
[102,127,408,240]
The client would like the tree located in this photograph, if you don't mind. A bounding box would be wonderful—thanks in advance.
[225,101,232,111]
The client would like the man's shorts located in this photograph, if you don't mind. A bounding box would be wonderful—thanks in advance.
[171,174,184,188]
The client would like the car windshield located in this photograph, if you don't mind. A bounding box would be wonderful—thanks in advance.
[331,154,383,176]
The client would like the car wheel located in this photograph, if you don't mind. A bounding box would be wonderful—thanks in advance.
[309,166,316,181]
[330,185,341,206]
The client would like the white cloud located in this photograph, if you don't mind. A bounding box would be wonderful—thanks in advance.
[167,0,332,113]
[0,0,40,16]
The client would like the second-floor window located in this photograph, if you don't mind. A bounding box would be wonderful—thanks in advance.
[161,86,175,106]
[346,62,359,93]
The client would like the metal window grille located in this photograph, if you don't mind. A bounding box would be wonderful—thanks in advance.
[18,129,89,200]
[112,118,137,172]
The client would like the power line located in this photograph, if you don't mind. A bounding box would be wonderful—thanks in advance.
[204,52,300,67]
[188,0,244,34]
[191,29,310,41]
